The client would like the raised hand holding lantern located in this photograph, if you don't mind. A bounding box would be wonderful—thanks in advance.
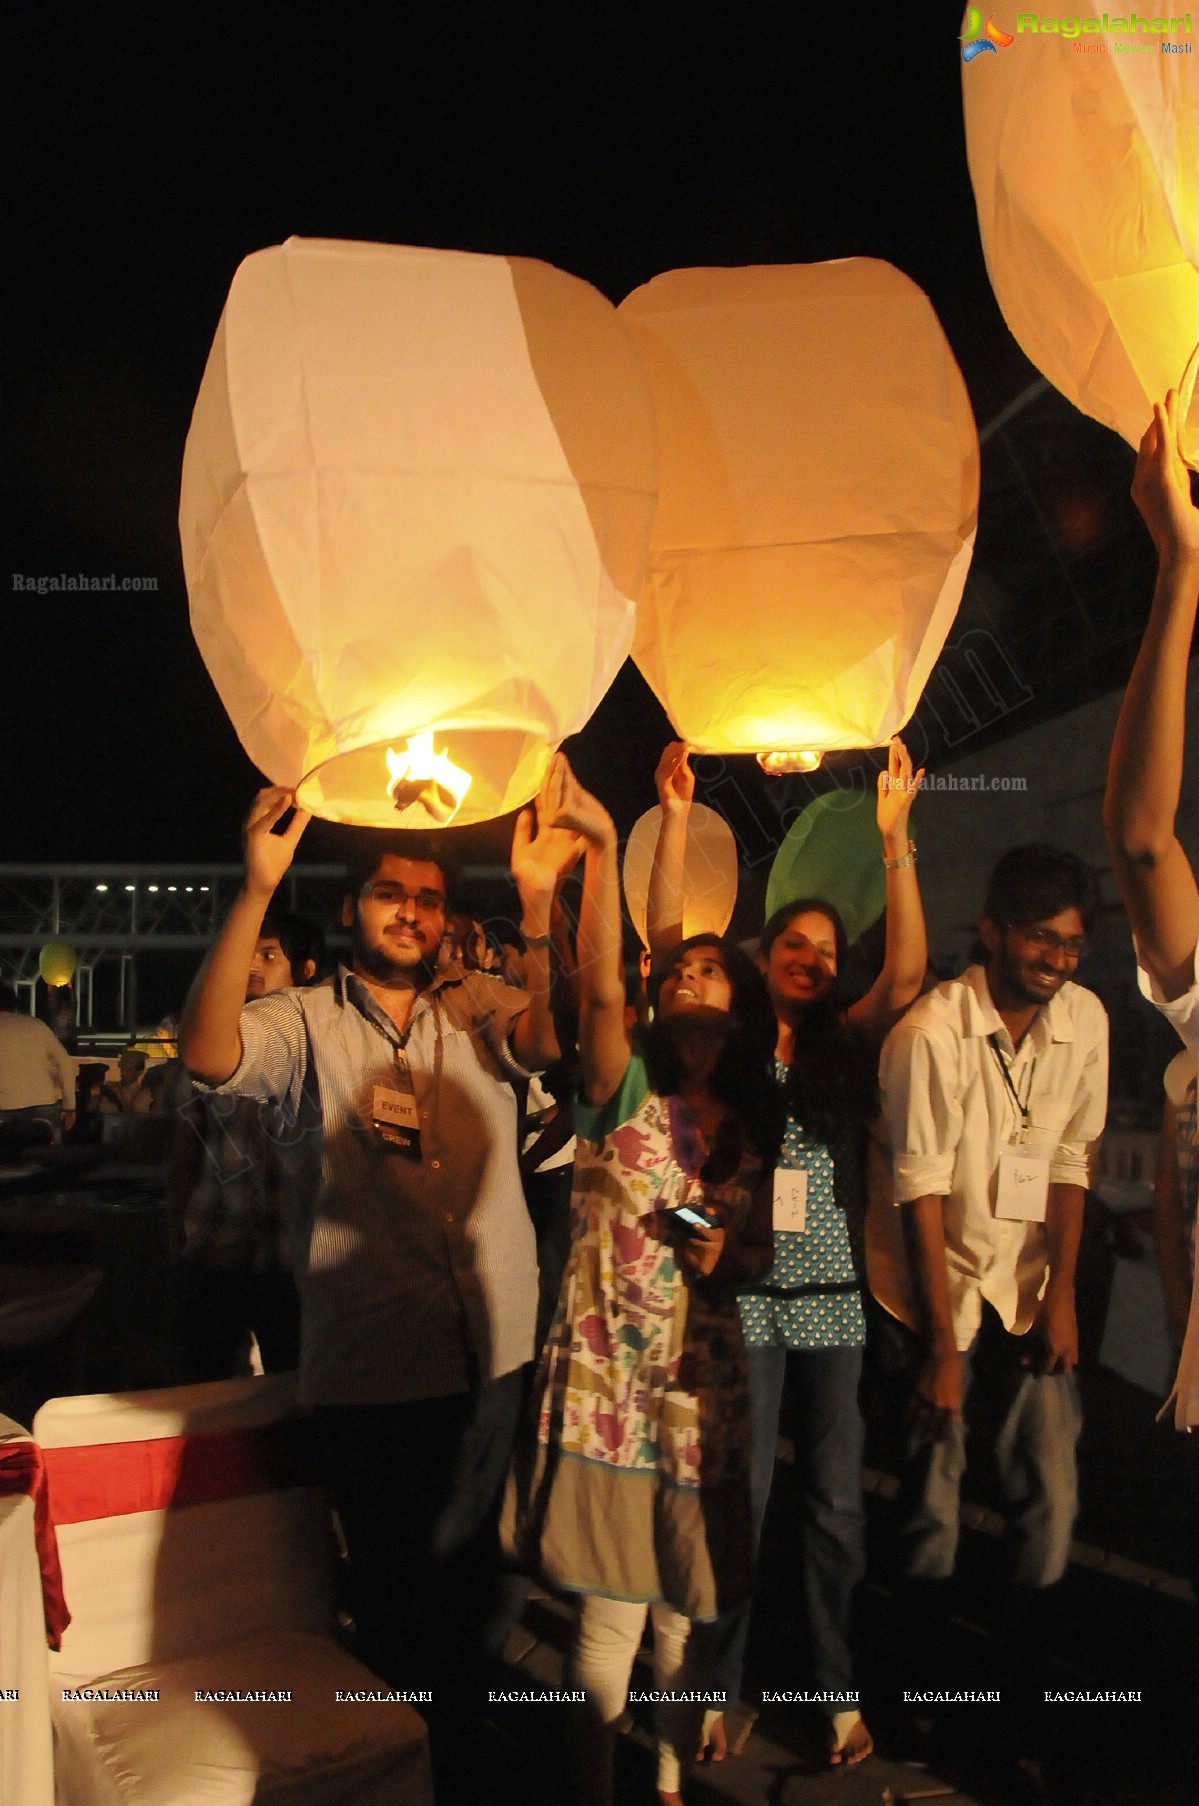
[963,23,1199,464]
[180,238,657,827]
[618,259,979,771]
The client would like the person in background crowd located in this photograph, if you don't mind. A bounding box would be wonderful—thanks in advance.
[505,753,780,1806]
[179,783,574,1804]
[1104,387,1199,1434]
[648,739,925,1770]
[140,1055,181,1112]
[70,1061,109,1145]
[168,909,325,1381]
[99,1046,155,1114]
[0,979,76,1146]
[870,845,1107,1744]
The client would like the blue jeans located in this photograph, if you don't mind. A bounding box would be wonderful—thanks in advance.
[713,1344,865,1703]
[898,1320,1082,1589]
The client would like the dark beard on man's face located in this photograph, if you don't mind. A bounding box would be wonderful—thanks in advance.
[993,944,1058,1009]
[351,926,437,987]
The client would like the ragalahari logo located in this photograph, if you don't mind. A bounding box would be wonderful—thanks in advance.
[961,8,1016,58]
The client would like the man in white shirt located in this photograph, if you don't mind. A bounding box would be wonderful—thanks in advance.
[871,845,1107,1658]
[1104,387,1199,1432]
[0,982,76,1145]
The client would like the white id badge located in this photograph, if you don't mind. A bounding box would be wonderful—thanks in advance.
[995,1146,1050,1222]
[371,1082,421,1158]
[773,1168,808,1234]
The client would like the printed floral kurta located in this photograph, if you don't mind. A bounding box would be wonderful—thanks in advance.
[505,1056,758,1619]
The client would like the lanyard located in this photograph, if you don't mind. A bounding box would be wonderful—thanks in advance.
[987,1033,1036,1143]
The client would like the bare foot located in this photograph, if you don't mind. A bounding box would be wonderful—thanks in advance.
[696,1709,727,1762]
[657,1792,684,1806]
[826,1711,873,1767]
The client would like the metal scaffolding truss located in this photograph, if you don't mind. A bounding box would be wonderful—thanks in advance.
[0,863,352,1030]
[0,863,349,956]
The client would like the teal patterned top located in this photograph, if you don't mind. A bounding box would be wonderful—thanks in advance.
[737,1062,866,1351]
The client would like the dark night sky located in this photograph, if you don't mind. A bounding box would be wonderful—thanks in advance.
[5,2,1145,871]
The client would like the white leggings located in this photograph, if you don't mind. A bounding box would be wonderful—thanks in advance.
[566,1595,718,1804]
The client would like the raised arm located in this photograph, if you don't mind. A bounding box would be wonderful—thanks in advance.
[646,740,694,961]
[540,754,629,1107]
[846,736,927,1045]
[1104,390,1199,1000]
[508,775,587,1072]
[178,788,310,1083]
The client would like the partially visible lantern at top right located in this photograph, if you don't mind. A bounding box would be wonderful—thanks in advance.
[963,20,1199,464]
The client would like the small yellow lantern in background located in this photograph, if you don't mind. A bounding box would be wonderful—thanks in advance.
[618,260,979,769]
[963,25,1199,465]
[621,804,740,949]
[38,943,77,988]
[180,238,658,828]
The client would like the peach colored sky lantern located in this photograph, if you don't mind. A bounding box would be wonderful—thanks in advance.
[964,34,1199,466]
[179,238,657,828]
[618,259,979,770]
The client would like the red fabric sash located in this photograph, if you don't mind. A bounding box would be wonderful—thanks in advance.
[0,1440,71,1650]
[42,1419,318,1527]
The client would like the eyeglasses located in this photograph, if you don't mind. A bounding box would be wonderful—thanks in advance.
[1008,924,1088,961]
[362,883,446,914]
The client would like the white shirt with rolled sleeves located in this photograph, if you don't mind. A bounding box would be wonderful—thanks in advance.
[868,965,1108,1352]
[1136,940,1199,1428]
[199,963,539,1410]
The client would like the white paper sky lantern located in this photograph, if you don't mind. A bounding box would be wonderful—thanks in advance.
[180,238,657,827]
[963,28,1199,465]
[621,804,739,948]
[618,260,979,767]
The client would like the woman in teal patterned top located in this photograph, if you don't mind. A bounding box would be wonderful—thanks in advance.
[651,738,927,1769]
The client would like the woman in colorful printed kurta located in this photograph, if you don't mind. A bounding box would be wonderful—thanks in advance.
[505,753,779,1806]
[649,739,927,1771]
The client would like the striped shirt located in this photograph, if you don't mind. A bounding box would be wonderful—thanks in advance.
[207,963,538,1407]
[174,1081,294,1273]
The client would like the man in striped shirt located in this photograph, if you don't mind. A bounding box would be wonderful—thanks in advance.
[179,784,575,1787]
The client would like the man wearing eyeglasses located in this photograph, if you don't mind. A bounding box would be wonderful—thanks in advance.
[179,782,578,1796]
[868,844,1107,1707]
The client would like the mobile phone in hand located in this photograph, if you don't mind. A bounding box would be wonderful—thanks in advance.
[665,1201,718,1234]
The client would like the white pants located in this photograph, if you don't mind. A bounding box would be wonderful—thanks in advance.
[566,1595,718,1803]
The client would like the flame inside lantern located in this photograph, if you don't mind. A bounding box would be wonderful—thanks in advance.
[757,750,823,776]
[385,734,473,825]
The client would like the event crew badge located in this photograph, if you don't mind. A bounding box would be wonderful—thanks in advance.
[989,1035,1049,1224]
[371,1049,422,1161]
[773,1169,807,1234]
